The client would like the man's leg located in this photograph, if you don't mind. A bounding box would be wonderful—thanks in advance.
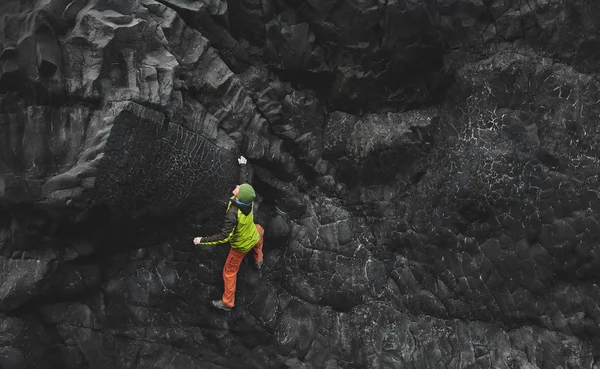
[221,248,247,308]
[253,224,264,265]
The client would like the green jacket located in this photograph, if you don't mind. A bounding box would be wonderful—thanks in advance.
[199,164,259,253]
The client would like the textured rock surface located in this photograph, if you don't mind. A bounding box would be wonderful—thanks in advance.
[2,0,600,368]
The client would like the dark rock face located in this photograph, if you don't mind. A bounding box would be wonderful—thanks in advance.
[2,0,600,368]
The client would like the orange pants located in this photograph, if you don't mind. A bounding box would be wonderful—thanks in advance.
[222,224,264,307]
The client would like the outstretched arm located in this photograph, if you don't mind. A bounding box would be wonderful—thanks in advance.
[238,156,249,184]
[194,207,237,245]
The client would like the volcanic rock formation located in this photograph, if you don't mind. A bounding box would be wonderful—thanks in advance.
[1,0,600,368]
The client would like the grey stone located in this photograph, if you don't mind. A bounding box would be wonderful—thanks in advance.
[2,0,600,368]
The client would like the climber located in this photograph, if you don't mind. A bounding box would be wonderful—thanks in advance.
[193,155,264,312]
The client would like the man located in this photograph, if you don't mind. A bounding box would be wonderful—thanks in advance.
[193,156,264,311]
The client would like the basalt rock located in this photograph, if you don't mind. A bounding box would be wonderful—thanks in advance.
[2,0,600,368]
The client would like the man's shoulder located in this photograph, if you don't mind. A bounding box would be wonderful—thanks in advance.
[225,201,239,216]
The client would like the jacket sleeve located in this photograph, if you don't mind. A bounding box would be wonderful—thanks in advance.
[239,163,249,184]
[200,206,237,245]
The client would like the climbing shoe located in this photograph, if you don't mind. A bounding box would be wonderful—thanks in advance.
[211,300,232,311]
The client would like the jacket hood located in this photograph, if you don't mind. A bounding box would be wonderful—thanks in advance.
[231,198,252,215]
